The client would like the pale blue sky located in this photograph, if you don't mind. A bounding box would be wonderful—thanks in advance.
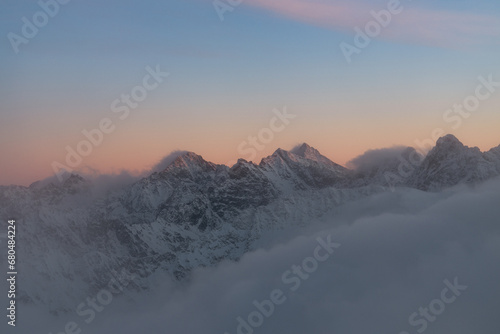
[1,0,500,185]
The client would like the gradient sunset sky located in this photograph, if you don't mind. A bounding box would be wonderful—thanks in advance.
[1,0,500,186]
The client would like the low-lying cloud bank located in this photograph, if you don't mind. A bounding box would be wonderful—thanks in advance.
[29,150,191,198]
[13,177,500,334]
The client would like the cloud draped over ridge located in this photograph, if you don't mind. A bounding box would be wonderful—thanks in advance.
[29,150,189,197]
[346,146,409,171]
[150,150,189,173]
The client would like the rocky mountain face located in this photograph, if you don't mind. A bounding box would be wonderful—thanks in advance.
[0,135,499,311]
[409,134,500,190]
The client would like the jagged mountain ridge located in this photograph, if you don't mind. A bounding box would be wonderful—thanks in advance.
[0,135,499,311]
[409,134,500,190]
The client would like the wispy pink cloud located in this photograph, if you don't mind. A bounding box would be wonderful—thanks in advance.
[243,0,500,47]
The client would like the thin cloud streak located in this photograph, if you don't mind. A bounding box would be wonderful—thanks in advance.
[244,0,500,47]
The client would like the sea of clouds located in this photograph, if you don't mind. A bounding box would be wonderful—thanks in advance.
[9,176,500,334]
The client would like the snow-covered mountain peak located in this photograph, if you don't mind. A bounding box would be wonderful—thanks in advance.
[230,158,257,170]
[435,134,465,150]
[290,142,313,154]
[487,144,500,156]
[262,144,341,168]
[292,143,324,161]
[291,143,347,171]
[428,134,483,160]
[63,173,87,186]
[26,173,90,199]
[164,152,216,172]
[259,148,294,166]
[409,134,497,191]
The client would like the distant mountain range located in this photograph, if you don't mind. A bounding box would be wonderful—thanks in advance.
[1,134,499,310]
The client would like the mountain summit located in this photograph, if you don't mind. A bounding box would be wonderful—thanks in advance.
[410,135,499,190]
[291,143,331,163]
[164,152,217,174]
[435,134,465,150]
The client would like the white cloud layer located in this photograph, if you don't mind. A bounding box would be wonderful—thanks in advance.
[11,177,500,334]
